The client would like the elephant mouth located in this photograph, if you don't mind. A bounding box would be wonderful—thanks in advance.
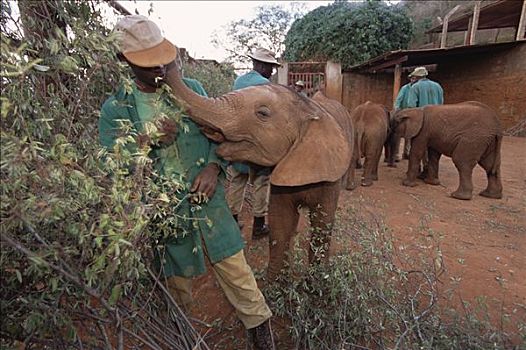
[217,141,275,167]
[199,125,226,143]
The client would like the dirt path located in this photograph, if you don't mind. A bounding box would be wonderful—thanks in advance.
[189,136,526,349]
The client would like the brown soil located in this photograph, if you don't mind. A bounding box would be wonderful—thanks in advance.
[188,136,526,349]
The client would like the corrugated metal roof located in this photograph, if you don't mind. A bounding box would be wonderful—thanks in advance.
[426,0,524,33]
[346,40,525,73]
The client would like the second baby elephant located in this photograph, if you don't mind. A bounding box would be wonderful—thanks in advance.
[348,101,391,189]
[165,65,354,280]
[392,101,503,200]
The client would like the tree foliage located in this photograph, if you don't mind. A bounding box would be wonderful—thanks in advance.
[283,1,414,68]
[1,1,207,348]
[212,3,307,69]
[182,61,236,97]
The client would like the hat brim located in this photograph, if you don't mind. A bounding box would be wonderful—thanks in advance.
[247,53,281,66]
[123,39,177,67]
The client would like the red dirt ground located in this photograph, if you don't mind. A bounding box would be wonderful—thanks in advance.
[188,136,526,349]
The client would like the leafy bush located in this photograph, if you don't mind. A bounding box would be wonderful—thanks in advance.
[283,1,414,69]
[182,61,236,97]
[265,206,523,349]
[1,1,207,348]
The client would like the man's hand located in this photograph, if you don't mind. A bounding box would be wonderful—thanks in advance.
[190,163,220,203]
[157,118,178,146]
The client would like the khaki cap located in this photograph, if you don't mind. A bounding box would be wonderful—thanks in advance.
[247,47,281,66]
[409,66,428,77]
[295,80,305,87]
[114,15,177,67]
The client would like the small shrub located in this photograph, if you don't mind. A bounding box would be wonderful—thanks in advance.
[265,206,523,349]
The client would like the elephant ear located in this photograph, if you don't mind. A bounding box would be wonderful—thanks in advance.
[270,114,351,186]
[397,108,424,139]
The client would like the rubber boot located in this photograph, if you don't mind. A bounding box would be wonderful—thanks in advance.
[252,216,270,239]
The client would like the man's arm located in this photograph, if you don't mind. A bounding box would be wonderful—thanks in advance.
[394,84,408,110]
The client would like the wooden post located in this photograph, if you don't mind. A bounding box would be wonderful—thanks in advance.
[517,0,526,40]
[441,5,461,48]
[469,1,481,45]
[464,16,473,45]
[277,62,289,86]
[325,61,343,102]
[393,64,402,108]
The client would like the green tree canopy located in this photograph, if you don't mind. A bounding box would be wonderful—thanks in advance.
[283,1,414,69]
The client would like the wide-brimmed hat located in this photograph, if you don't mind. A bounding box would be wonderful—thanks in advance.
[409,66,428,77]
[295,80,305,87]
[247,47,281,66]
[114,15,177,67]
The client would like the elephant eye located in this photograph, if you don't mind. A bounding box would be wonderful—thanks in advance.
[256,106,271,120]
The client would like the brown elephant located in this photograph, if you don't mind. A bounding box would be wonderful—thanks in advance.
[164,67,354,280]
[348,101,391,189]
[392,101,503,200]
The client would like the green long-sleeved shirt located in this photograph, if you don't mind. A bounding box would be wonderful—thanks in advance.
[99,78,244,277]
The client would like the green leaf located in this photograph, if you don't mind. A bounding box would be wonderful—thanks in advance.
[109,284,122,306]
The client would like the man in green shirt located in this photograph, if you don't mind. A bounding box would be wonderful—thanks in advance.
[99,16,274,349]
[407,66,444,108]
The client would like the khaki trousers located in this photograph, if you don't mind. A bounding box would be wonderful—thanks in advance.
[227,166,270,218]
[166,250,272,329]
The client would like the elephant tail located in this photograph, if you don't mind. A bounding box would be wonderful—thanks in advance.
[491,134,502,176]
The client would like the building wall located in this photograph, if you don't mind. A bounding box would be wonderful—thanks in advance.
[433,44,526,130]
[342,43,526,131]
[342,72,393,111]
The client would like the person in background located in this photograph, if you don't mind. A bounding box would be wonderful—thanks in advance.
[227,47,280,240]
[407,66,444,108]
[406,66,444,177]
[393,74,417,160]
[98,16,274,349]
[294,80,307,96]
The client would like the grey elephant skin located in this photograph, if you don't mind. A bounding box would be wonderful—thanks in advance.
[348,101,392,189]
[165,67,354,280]
[392,101,503,200]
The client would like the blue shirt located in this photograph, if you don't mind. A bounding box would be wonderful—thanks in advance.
[394,83,412,110]
[407,78,444,108]
[233,70,270,90]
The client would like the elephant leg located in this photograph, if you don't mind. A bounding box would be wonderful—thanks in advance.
[417,148,430,180]
[371,144,383,181]
[403,137,426,187]
[362,151,374,187]
[478,149,503,199]
[451,150,477,200]
[346,141,360,191]
[424,148,441,185]
[345,159,358,191]
[306,183,340,266]
[267,186,300,281]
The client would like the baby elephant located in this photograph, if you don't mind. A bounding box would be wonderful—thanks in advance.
[392,101,503,200]
[348,101,391,189]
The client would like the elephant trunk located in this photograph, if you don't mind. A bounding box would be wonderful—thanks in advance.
[164,65,233,135]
